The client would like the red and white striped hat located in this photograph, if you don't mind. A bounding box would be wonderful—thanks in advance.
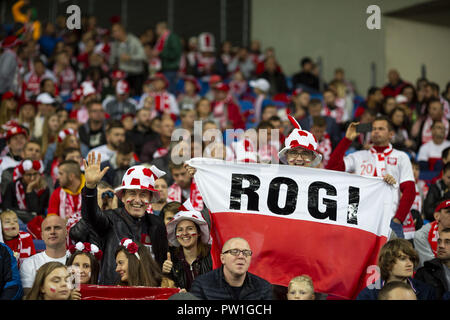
[114,165,166,201]
[116,80,130,95]
[166,199,211,247]
[198,32,215,53]
[13,160,44,182]
[58,128,78,143]
[278,115,322,166]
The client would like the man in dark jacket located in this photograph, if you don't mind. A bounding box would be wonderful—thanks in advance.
[190,237,273,300]
[0,242,23,300]
[81,152,168,285]
[423,163,450,221]
[414,228,450,299]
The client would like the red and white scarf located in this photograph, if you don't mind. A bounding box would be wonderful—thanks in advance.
[151,92,171,114]
[154,30,170,53]
[15,180,27,210]
[59,188,82,227]
[167,179,203,211]
[317,133,333,167]
[369,144,394,178]
[15,180,45,210]
[428,221,439,257]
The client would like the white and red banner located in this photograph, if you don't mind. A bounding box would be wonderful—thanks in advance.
[187,158,395,299]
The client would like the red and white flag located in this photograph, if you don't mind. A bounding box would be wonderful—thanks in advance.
[187,158,395,299]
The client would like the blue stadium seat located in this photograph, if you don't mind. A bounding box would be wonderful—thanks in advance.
[33,240,46,253]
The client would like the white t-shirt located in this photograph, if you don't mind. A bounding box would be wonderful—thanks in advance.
[344,146,415,215]
[20,251,68,288]
[88,145,116,163]
[417,140,450,162]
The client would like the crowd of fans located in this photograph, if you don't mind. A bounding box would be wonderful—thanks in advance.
[0,1,449,300]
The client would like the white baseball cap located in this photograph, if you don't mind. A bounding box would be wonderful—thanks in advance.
[36,92,56,105]
[249,78,270,93]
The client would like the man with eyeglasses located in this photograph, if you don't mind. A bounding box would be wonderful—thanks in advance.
[190,237,273,300]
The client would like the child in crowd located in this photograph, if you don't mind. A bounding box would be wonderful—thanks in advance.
[0,210,36,266]
[286,275,316,300]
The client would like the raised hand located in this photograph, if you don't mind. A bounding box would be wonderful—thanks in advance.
[162,252,173,274]
[184,163,197,177]
[83,152,109,189]
[345,122,360,141]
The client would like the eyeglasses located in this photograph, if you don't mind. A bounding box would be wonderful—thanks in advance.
[286,149,314,159]
[222,249,253,257]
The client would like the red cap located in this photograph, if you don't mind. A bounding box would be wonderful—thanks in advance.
[121,113,135,121]
[183,75,201,92]
[147,73,169,88]
[111,69,126,80]
[1,91,15,100]
[214,82,230,92]
[435,200,450,213]
[209,74,222,85]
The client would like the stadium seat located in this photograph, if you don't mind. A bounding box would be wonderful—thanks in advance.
[33,240,46,253]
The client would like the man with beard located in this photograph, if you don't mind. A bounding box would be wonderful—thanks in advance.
[100,142,137,188]
[81,152,168,284]
[47,160,85,244]
[89,120,126,163]
[326,116,415,239]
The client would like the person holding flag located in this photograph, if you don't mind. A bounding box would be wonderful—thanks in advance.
[326,116,415,238]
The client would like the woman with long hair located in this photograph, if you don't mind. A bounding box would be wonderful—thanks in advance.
[115,238,170,287]
[39,112,61,157]
[162,199,212,291]
[66,242,102,285]
[24,262,79,300]
[0,92,18,127]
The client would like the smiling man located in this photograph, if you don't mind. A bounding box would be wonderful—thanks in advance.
[81,152,168,285]
[20,215,68,295]
[190,237,273,300]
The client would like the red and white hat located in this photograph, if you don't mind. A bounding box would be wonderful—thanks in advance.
[81,81,96,97]
[116,80,130,95]
[231,137,258,163]
[111,69,127,80]
[214,82,230,92]
[5,125,28,141]
[198,32,215,53]
[278,115,322,166]
[183,75,201,93]
[147,73,169,88]
[58,128,78,143]
[114,165,166,201]
[69,88,83,103]
[166,199,211,247]
[435,199,450,213]
[13,159,44,182]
